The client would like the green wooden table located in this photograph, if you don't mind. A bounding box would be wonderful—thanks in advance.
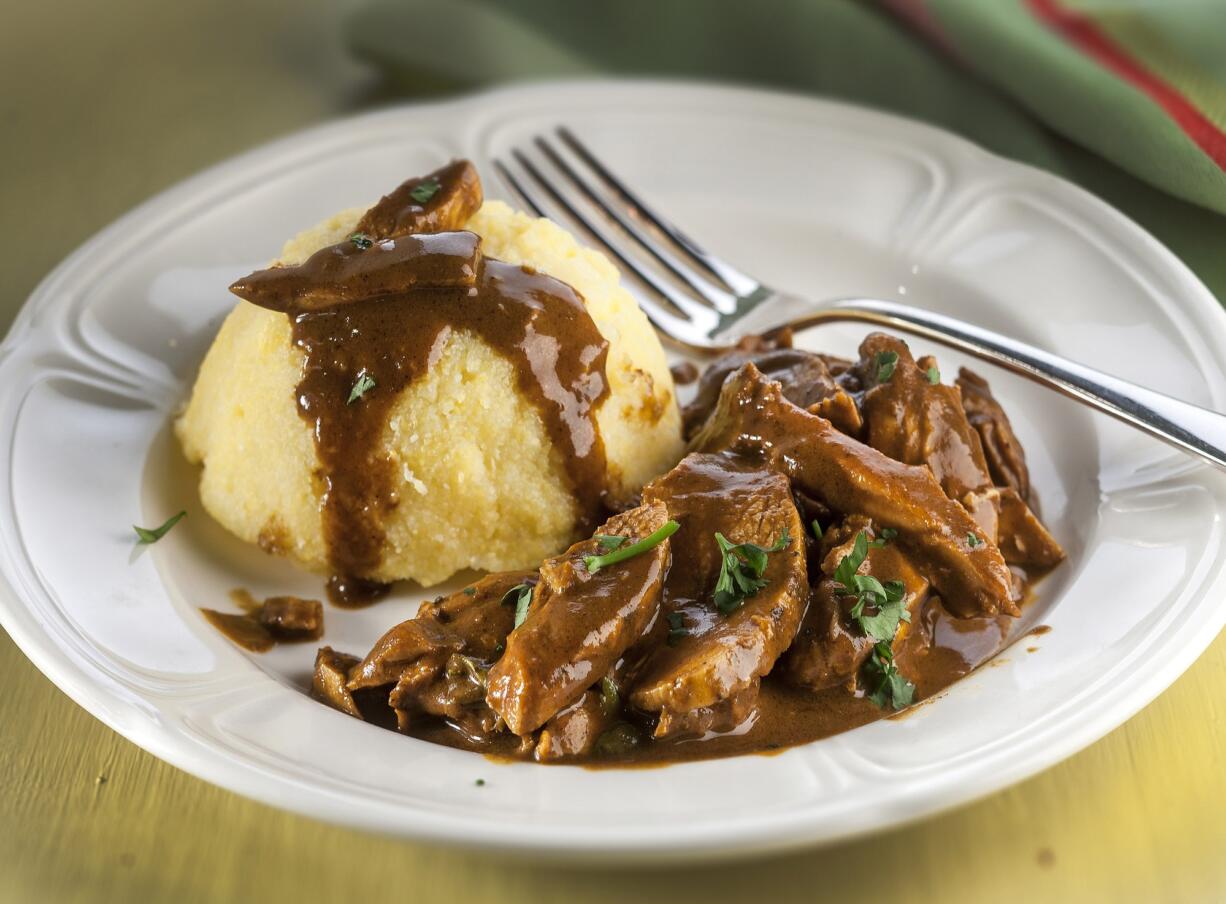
[4,3,1226,901]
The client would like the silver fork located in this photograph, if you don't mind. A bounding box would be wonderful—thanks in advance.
[493,128,1226,472]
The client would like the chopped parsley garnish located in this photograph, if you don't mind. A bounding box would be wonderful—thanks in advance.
[712,530,791,615]
[851,578,909,641]
[583,520,679,574]
[348,232,373,250]
[347,372,376,404]
[811,519,823,539]
[833,530,870,588]
[133,510,186,544]
[967,532,982,548]
[475,778,486,787]
[875,350,899,383]
[501,582,534,628]
[834,531,917,709]
[926,366,940,385]
[833,530,911,642]
[598,676,620,717]
[462,586,476,596]
[593,534,628,552]
[593,722,641,756]
[409,178,441,204]
[865,641,915,710]
[860,527,896,552]
[514,591,532,628]
[666,611,687,646]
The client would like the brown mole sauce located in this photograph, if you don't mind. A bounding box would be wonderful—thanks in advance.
[201,589,325,653]
[385,421,1052,766]
[201,609,276,653]
[400,587,1034,768]
[229,162,612,606]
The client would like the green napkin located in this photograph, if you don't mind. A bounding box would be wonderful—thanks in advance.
[347,0,1226,305]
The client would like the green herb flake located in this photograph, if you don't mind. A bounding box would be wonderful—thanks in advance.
[712,530,791,615]
[475,778,486,787]
[514,592,531,628]
[133,510,186,544]
[598,676,620,717]
[833,531,911,642]
[833,530,870,589]
[409,178,441,204]
[593,722,641,757]
[811,519,823,540]
[853,580,909,641]
[666,611,687,646]
[348,232,373,250]
[347,372,376,404]
[865,527,896,549]
[501,582,534,628]
[926,366,941,385]
[462,586,476,596]
[865,641,915,711]
[875,350,900,383]
[583,520,679,574]
[967,532,982,548]
[594,534,628,552]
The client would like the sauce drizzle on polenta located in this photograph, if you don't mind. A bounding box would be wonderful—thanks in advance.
[229,161,611,605]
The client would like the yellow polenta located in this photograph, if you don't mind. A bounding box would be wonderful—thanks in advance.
[176,201,683,586]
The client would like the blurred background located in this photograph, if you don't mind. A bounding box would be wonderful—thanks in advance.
[4,1,1226,901]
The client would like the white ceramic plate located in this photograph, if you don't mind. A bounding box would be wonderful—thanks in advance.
[3,80,1225,862]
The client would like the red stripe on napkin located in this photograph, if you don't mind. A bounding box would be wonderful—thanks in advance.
[882,0,960,57]
[1028,0,1226,171]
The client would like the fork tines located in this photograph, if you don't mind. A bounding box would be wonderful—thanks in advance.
[493,129,766,346]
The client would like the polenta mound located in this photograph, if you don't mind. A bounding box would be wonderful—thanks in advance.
[176,199,683,587]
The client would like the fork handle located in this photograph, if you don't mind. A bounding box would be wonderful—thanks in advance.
[813,298,1226,471]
